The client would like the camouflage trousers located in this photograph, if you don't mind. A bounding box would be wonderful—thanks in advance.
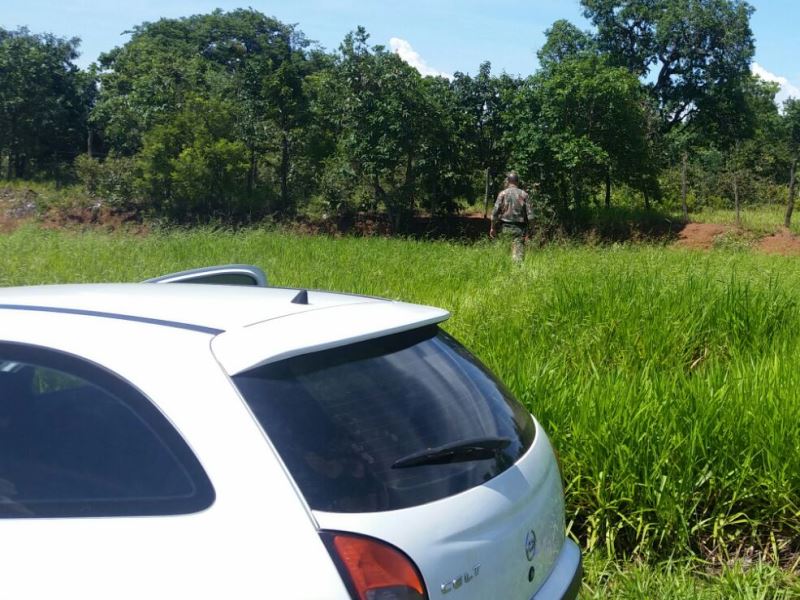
[499,222,527,262]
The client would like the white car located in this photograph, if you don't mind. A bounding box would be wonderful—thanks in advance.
[0,265,581,599]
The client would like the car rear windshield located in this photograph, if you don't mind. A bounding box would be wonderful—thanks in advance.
[233,326,535,513]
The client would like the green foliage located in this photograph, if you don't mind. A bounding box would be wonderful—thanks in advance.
[0,28,89,180]
[450,62,521,199]
[135,96,254,221]
[691,204,800,234]
[662,75,785,215]
[92,9,315,218]
[785,99,800,157]
[74,154,138,208]
[92,11,246,154]
[0,180,91,217]
[581,0,755,131]
[170,138,250,218]
[416,76,474,214]
[711,228,759,251]
[331,28,428,223]
[510,53,657,213]
[5,4,797,228]
[537,19,597,66]
[583,555,799,599]
[312,28,475,224]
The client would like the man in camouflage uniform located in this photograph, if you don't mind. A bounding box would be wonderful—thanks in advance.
[490,172,534,262]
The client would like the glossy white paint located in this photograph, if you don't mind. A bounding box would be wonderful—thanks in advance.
[315,419,567,600]
[0,309,349,599]
[0,281,578,599]
[212,300,449,374]
[0,283,372,331]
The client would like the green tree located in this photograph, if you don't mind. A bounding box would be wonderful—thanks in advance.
[537,19,597,67]
[209,10,315,214]
[317,28,431,228]
[510,52,657,213]
[0,28,88,180]
[451,63,521,207]
[92,18,211,155]
[92,9,317,218]
[581,0,755,131]
[782,99,800,227]
[416,76,473,215]
[136,95,252,221]
[705,75,778,223]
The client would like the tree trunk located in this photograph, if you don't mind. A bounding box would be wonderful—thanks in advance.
[604,168,611,209]
[87,129,94,158]
[401,152,415,230]
[643,193,651,211]
[483,167,490,218]
[785,158,797,228]
[248,148,257,193]
[280,133,290,214]
[571,174,581,209]
[14,154,25,179]
[430,161,438,217]
[732,141,742,228]
[681,152,688,220]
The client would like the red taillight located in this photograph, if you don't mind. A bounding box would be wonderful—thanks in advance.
[321,531,428,600]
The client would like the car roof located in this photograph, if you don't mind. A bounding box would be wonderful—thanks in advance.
[0,283,448,337]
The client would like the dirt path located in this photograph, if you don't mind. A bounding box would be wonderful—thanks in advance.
[675,223,734,250]
[675,222,800,255]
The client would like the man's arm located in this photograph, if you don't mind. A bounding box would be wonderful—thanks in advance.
[490,191,504,238]
[524,191,534,239]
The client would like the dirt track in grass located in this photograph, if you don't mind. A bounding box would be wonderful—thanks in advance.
[675,222,800,255]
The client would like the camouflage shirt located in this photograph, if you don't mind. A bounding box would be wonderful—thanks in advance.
[492,185,533,225]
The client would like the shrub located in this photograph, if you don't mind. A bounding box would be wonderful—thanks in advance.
[75,154,138,208]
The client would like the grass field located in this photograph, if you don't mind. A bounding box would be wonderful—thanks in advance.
[1,224,798,596]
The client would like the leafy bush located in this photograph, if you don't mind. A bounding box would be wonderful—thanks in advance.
[170,138,251,219]
[135,96,259,222]
[75,154,138,208]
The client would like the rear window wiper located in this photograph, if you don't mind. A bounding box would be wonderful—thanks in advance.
[391,437,511,469]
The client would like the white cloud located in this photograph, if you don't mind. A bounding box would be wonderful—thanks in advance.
[389,37,452,79]
[751,62,800,107]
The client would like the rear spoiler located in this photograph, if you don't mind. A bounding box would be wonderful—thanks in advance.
[144,265,268,287]
[211,301,450,374]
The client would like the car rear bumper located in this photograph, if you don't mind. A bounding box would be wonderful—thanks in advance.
[532,539,582,600]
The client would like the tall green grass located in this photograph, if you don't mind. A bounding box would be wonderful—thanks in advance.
[1,225,798,571]
[583,554,800,599]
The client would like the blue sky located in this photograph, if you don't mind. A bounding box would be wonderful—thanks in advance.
[4,0,799,101]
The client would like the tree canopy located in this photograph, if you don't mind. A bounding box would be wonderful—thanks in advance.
[0,28,88,180]
[582,0,755,130]
[0,3,796,228]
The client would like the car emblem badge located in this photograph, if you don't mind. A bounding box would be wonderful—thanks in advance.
[440,564,480,594]
[525,530,536,562]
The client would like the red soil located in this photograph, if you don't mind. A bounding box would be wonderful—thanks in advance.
[674,223,734,250]
[675,222,800,255]
[758,228,800,256]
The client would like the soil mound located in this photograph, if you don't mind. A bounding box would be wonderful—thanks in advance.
[674,223,733,250]
[758,228,800,256]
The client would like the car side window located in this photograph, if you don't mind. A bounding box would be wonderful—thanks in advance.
[0,342,214,518]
